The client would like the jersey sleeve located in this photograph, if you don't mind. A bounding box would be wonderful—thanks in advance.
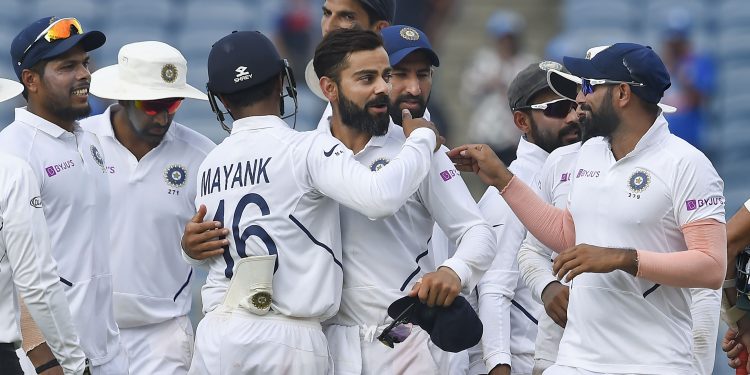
[423,150,495,293]
[2,159,86,373]
[306,129,436,219]
[672,151,725,226]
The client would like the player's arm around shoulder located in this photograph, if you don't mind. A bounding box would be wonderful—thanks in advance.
[303,121,437,219]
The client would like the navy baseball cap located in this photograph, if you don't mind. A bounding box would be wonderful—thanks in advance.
[563,43,671,104]
[207,31,285,94]
[11,17,105,80]
[387,295,482,353]
[360,0,396,23]
[381,25,440,67]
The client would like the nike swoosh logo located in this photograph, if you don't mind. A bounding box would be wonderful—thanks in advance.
[324,144,339,157]
[492,224,504,227]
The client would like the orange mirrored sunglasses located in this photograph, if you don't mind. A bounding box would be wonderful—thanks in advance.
[19,18,84,64]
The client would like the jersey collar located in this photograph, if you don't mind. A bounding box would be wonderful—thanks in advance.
[630,113,670,154]
[516,136,549,169]
[321,116,393,152]
[230,115,289,135]
[14,107,80,138]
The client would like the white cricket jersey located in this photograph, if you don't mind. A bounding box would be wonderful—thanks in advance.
[0,108,121,366]
[317,119,495,327]
[474,137,546,374]
[0,153,86,373]
[195,115,436,320]
[558,116,725,374]
[516,142,580,365]
[80,106,215,328]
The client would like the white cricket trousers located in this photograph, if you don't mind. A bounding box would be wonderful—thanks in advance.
[119,315,194,375]
[189,307,330,375]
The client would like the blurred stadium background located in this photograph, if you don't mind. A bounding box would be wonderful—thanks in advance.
[0,1,746,373]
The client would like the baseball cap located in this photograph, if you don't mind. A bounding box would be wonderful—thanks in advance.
[508,61,566,111]
[562,43,671,105]
[386,295,483,353]
[486,10,525,38]
[207,31,284,94]
[90,41,206,101]
[0,78,23,102]
[548,45,677,113]
[381,25,440,67]
[359,0,396,24]
[10,17,105,80]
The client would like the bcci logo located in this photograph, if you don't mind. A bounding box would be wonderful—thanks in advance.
[251,291,272,310]
[164,164,187,188]
[161,64,178,83]
[628,170,650,193]
[400,27,420,41]
[90,145,105,169]
[370,158,390,171]
[234,66,252,83]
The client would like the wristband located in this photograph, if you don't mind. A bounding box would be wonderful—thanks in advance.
[35,358,60,374]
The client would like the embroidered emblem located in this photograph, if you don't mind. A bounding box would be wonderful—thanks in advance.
[628,170,650,193]
[164,164,187,188]
[370,158,390,171]
[161,63,178,83]
[90,145,105,168]
[251,292,272,310]
[400,27,420,41]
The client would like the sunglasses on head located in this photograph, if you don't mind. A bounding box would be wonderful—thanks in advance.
[514,98,577,119]
[581,78,645,96]
[378,302,415,348]
[134,98,183,116]
[19,18,84,65]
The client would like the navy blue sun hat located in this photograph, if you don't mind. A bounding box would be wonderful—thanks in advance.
[207,31,284,94]
[387,295,482,353]
[11,17,105,79]
[562,42,671,104]
[381,25,440,67]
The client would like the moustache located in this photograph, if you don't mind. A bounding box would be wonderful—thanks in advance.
[366,95,390,108]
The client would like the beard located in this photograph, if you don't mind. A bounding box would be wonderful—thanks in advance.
[579,89,620,142]
[528,115,577,154]
[389,93,429,126]
[337,90,390,137]
[48,95,91,122]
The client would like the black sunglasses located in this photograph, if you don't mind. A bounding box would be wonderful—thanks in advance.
[514,98,578,119]
[378,302,415,348]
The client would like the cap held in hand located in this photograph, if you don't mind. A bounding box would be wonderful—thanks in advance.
[386,295,482,353]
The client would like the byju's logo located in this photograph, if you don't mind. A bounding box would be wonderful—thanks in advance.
[686,196,725,211]
[44,160,75,177]
[685,200,697,211]
[234,66,252,83]
[45,166,56,177]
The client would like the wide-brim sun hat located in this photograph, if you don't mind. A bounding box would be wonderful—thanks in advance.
[90,41,206,101]
[0,79,23,102]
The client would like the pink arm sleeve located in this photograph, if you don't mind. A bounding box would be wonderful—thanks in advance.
[500,176,575,253]
[636,219,727,289]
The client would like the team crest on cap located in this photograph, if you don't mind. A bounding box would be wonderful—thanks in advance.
[370,158,390,171]
[90,145,105,168]
[628,170,650,193]
[164,164,187,188]
[400,27,420,41]
[161,63,178,83]
[538,61,563,72]
[251,291,272,310]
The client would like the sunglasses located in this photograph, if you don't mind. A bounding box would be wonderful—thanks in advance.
[515,98,577,119]
[134,98,183,116]
[19,18,84,65]
[581,78,645,96]
[378,302,415,348]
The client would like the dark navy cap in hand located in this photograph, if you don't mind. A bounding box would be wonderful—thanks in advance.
[11,17,105,80]
[381,25,439,67]
[563,43,671,104]
[207,31,284,94]
[360,0,396,23]
[387,295,482,353]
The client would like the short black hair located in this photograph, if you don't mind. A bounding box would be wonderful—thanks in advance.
[220,73,280,109]
[21,59,47,100]
[313,28,383,83]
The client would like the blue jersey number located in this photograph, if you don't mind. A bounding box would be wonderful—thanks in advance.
[213,193,278,279]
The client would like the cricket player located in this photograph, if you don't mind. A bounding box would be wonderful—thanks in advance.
[0,78,86,375]
[80,41,215,374]
[515,47,719,375]
[313,26,495,374]
[456,61,581,375]
[450,43,726,375]
[185,30,441,374]
[1,17,128,374]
